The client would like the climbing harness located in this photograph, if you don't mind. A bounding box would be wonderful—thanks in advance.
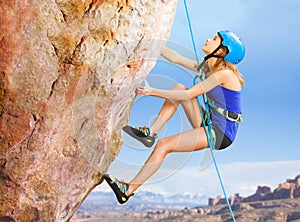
[208,99,244,124]
[183,0,237,221]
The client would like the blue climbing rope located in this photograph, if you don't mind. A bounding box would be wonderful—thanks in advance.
[183,0,200,66]
[183,1,236,221]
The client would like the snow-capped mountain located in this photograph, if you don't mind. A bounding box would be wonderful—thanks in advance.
[78,190,208,213]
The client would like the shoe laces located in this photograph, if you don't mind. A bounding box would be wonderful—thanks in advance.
[138,126,150,136]
[112,177,129,195]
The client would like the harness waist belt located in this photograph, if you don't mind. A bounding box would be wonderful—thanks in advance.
[208,99,244,124]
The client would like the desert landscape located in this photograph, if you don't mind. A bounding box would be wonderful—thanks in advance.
[71,175,300,222]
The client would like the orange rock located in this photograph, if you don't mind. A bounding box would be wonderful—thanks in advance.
[0,0,178,221]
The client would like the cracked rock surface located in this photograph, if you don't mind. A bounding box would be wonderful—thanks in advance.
[0,0,177,221]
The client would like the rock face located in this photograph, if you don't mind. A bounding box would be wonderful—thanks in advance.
[0,0,177,221]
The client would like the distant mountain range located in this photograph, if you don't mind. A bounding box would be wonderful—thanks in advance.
[72,175,300,222]
[77,190,208,213]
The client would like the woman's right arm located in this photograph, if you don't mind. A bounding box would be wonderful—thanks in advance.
[160,47,198,72]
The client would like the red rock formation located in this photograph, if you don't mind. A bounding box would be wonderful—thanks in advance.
[0,0,177,221]
[209,193,244,206]
[209,175,300,206]
[208,195,222,206]
[292,175,300,198]
[243,186,272,202]
[273,176,299,199]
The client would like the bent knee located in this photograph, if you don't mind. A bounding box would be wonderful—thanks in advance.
[172,83,187,90]
[154,138,173,155]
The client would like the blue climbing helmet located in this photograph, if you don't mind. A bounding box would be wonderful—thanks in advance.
[218,30,245,64]
[198,30,245,71]
[203,30,245,65]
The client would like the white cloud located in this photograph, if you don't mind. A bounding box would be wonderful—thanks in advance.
[98,160,300,198]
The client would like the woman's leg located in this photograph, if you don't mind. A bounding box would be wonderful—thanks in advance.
[126,127,208,196]
[150,84,202,135]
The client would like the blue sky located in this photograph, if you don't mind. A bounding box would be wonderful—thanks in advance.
[102,1,300,197]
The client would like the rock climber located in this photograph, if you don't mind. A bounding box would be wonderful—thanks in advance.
[104,30,245,204]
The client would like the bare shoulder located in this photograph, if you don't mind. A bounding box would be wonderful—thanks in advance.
[208,69,231,82]
[210,69,241,91]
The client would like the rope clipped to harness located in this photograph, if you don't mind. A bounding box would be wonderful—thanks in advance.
[183,0,236,221]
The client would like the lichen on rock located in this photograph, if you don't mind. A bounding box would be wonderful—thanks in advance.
[0,0,178,221]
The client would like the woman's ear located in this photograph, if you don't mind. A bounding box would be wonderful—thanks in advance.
[220,46,229,57]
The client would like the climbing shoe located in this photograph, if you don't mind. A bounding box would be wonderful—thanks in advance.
[122,125,157,148]
[103,174,133,204]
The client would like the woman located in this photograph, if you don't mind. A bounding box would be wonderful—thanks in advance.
[104,30,245,204]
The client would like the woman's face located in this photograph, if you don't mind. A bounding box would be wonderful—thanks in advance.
[202,34,222,55]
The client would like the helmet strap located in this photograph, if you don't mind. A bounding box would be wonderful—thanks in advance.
[197,44,224,72]
[204,44,224,61]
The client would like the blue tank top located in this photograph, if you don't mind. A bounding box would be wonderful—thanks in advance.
[206,85,242,142]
